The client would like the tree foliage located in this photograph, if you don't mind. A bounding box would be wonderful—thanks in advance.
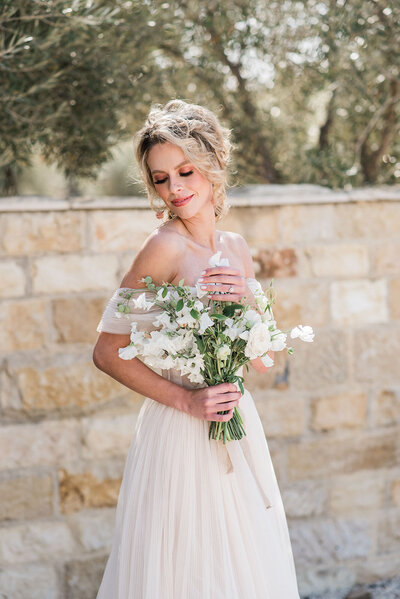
[1,0,399,194]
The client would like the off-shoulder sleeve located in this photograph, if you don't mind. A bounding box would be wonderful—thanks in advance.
[96,288,161,335]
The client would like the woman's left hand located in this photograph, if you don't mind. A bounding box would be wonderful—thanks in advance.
[198,266,247,302]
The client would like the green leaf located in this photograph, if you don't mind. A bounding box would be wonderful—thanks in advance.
[210,313,227,320]
[178,278,185,287]
[176,298,184,312]
[144,276,153,284]
[190,308,200,320]
[162,286,168,298]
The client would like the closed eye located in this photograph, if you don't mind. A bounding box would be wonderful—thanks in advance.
[153,170,193,185]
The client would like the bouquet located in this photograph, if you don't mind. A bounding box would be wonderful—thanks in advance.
[117,252,314,444]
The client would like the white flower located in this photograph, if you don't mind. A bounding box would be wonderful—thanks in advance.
[198,311,214,334]
[290,325,315,342]
[176,308,197,328]
[156,288,171,302]
[261,353,274,368]
[270,330,287,351]
[209,251,230,268]
[195,281,208,298]
[216,344,231,362]
[118,344,139,360]
[153,311,177,330]
[132,293,154,311]
[243,309,262,327]
[224,317,240,341]
[244,322,272,359]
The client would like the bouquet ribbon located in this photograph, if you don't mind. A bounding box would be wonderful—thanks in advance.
[222,423,272,510]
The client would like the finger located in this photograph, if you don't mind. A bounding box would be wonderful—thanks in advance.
[198,274,243,285]
[207,292,241,301]
[201,283,237,293]
[214,392,241,404]
[213,383,238,393]
[201,267,243,278]
[211,409,234,422]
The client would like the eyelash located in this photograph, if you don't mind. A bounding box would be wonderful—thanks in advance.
[153,170,193,185]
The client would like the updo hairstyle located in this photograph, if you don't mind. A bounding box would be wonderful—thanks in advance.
[134,99,232,221]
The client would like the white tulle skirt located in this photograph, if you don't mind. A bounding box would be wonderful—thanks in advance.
[96,380,300,599]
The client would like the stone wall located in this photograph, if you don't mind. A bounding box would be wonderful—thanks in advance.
[0,185,399,598]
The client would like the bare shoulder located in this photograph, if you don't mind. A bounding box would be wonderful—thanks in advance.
[121,225,186,288]
[219,230,255,278]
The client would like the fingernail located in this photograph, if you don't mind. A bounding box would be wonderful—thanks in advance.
[198,278,204,282]
[201,270,206,275]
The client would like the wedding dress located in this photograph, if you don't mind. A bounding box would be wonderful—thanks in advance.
[95,278,300,599]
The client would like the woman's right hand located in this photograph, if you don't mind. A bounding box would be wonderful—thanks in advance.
[182,383,242,422]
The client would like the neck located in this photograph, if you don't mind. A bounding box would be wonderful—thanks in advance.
[178,202,218,252]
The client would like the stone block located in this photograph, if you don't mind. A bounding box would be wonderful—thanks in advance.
[372,242,400,276]
[377,509,400,554]
[245,350,289,391]
[52,295,108,343]
[2,212,84,255]
[253,248,298,278]
[281,479,328,518]
[90,209,156,251]
[0,520,77,564]
[15,360,130,412]
[354,554,400,584]
[297,564,355,598]
[331,279,388,326]
[354,326,400,384]
[0,419,80,470]
[289,329,348,390]
[0,299,48,352]
[290,517,371,564]
[287,431,398,480]
[0,564,59,599]
[311,392,367,431]
[335,202,400,239]
[220,207,278,246]
[81,411,139,459]
[65,555,108,599]
[0,261,25,298]
[389,278,400,320]
[329,471,385,515]
[67,508,115,552]
[306,244,369,277]
[32,254,119,294]
[270,281,329,329]
[279,204,336,243]
[371,389,400,427]
[59,466,122,514]
[0,473,53,521]
[254,396,305,437]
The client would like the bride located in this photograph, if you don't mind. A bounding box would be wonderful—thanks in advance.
[93,100,301,598]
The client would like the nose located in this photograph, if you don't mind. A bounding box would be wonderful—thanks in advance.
[169,175,183,194]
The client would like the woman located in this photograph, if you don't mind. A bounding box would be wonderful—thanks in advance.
[93,100,300,598]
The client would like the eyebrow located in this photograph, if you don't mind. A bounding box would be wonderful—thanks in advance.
[151,159,190,174]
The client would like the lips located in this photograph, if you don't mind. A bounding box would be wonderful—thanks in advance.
[171,194,194,207]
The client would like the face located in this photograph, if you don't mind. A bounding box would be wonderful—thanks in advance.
[147,142,213,217]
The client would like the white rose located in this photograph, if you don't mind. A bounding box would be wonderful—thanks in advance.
[244,322,272,359]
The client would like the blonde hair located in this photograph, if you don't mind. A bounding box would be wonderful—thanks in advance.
[134,99,232,221]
